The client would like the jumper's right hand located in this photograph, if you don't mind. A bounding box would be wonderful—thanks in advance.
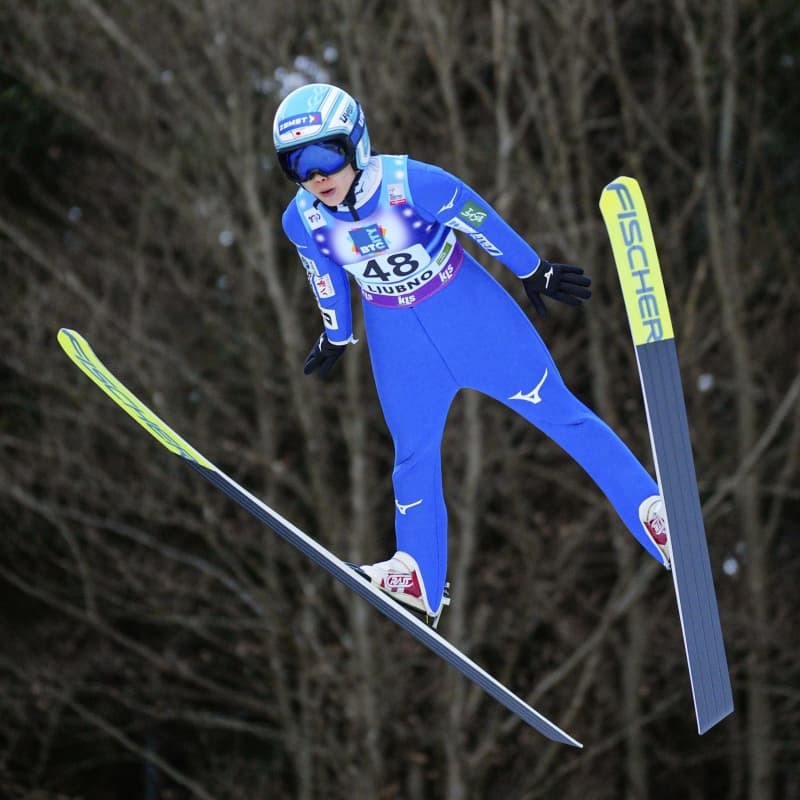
[303,332,348,378]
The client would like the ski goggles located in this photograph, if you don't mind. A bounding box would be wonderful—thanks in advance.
[279,137,353,183]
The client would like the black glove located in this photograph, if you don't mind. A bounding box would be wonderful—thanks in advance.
[303,332,348,377]
[522,260,591,317]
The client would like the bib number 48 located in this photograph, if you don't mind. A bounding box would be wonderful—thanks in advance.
[358,244,429,283]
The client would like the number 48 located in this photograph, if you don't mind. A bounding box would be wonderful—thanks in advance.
[362,251,420,282]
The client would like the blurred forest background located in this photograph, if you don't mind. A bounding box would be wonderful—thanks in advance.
[1,1,799,798]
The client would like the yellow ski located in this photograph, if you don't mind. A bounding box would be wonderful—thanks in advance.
[58,328,582,747]
[600,177,733,734]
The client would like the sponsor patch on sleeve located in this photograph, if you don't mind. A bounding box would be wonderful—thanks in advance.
[314,273,335,298]
[444,216,503,257]
[299,254,319,276]
[470,232,503,256]
[445,215,476,234]
[458,200,489,228]
[320,307,339,330]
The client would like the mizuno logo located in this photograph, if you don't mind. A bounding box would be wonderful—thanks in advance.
[509,368,549,405]
[396,498,423,515]
[437,189,459,215]
[544,265,554,289]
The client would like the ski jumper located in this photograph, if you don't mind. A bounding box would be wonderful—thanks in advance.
[283,155,662,614]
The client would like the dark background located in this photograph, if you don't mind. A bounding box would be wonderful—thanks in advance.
[1,2,798,798]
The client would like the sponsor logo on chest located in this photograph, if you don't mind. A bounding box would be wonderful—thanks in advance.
[349,223,391,255]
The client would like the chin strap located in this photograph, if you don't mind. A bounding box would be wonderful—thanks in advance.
[339,170,363,220]
[314,169,363,219]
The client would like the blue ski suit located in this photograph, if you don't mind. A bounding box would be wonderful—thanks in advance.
[283,155,661,614]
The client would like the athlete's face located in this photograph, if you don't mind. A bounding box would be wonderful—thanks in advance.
[301,164,357,206]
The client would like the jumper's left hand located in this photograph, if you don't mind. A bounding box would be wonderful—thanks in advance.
[522,260,591,317]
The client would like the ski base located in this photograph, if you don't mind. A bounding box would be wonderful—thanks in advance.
[637,337,734,733]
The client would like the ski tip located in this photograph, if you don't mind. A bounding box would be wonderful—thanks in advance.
[57,328,215,470]
[57,327,84,350]
[600,175,637,197]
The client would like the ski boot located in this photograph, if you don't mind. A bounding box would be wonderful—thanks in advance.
[351,551,450,629]
[639,495,671,569]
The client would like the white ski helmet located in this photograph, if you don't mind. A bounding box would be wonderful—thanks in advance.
[273,83,370,182]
